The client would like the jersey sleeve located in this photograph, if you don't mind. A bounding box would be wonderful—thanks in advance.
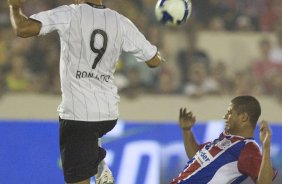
[238,142,277,182]
[119,15,157,63]
[30,5,75,36]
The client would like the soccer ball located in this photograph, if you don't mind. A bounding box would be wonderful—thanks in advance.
[155,0,192,26]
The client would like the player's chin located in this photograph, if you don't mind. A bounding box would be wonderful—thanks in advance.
[224,124,229,131]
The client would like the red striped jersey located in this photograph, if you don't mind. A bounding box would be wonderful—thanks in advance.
[171,132,277,184]
[30,3,157,121]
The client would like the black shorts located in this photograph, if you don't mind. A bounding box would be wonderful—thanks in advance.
[59,118,117,183]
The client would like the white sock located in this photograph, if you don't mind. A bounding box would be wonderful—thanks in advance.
[96,139,110,178]
[96,158,112,178]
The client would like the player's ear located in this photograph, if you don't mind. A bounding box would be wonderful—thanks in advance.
[240,112,249,123]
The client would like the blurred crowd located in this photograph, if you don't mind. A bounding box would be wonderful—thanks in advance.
[1,0,282,103]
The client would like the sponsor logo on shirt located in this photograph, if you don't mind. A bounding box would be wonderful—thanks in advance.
[195,149,213,166]
[216,138,232,149]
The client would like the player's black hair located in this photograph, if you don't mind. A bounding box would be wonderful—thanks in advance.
[231,96,261,128]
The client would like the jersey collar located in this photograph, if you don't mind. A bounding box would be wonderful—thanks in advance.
[223,131,254,140]
[85,2,106,9]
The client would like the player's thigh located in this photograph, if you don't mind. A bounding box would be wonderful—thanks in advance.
[97,119,117,137]
[59,119,101,183]
[68,178,90,184]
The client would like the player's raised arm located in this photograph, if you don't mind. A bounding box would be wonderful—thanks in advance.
[179,108,199,159]
[8,0,41,38]
[257,120,275,184]
[145,51,165,68]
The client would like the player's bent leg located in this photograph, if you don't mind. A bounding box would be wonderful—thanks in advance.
[95,121,117,184]
[96,140,114,184]
[68,178,90,184]
[59,119,105,184]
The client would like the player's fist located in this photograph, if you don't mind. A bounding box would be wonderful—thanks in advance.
[179,108,196,131]
[8,0,25,7]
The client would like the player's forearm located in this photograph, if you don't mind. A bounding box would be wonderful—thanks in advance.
[9,6,28,36]
[9,6,41,38]
[182,129,199,159]
[257,147,272,184]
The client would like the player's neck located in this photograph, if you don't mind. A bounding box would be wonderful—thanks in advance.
[85,0,103,5]
[228,128,254,138]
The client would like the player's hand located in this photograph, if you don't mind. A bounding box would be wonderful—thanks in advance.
[179,108,196,131]
[74,0,85,4]
[259,120,272,149]
[7,0,25,7]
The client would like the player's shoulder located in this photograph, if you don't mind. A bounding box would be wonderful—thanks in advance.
[243,139,260,152]
[116,13,136,28]
[49,4,77,13]
[103,9,135,29]
[57,3,97,12]
[106,8,126,20]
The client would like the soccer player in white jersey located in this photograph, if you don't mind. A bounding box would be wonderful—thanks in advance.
[171,96,277,184]
[8,0,165,183]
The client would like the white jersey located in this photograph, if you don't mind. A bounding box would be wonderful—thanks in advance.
[30,3,157,121]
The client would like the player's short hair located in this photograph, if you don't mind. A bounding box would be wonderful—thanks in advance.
[231,96,261,127]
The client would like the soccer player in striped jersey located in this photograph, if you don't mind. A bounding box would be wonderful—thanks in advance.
[171,96,277,184]
[8,0,165,183]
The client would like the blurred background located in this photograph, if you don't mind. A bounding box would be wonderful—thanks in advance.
[0,0,282,183]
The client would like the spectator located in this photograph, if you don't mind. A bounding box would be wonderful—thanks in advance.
[120,67,149,98]
[182,62,219,97]
[156,66,180,94]
[251,38,282,94]
[209,17,226,31]
[235,0,266,31]
[235,15,255,31]
[211,61,233,95]
[233,70,254,95]
[273,73,282,104]
[6,56,31,93]
[270,22,282,64]
[0,29,8,68]
[260,0,282,31]
[177,27,210,85]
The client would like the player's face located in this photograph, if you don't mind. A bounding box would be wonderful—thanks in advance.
[223,103,241,134]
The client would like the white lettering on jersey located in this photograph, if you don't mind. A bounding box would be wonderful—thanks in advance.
[195,148,213,166]
[76,70,110,82]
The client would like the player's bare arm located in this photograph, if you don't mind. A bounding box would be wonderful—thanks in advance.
[8,0,41,38]
[257,120,273,184]
[179,108,199,159]
[145,51,164,68]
